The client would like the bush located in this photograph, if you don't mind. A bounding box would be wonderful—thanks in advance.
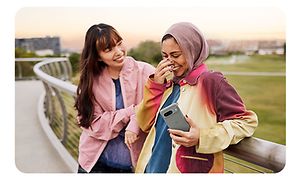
[68,52,80,75]
[128,40,161,65]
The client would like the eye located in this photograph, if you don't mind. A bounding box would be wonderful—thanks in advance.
[172,54,181,58]
[117,40,123,46]
[161,52,168,58]
[104,48,112,53]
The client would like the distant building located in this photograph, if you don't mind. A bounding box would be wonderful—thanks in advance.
[207,39,285,55]
[257,40,285,55]
[207,40,227,55]
[15,36,61,55]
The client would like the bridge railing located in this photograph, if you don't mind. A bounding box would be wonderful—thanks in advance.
[15,58,44,80]
[30,57,285,173]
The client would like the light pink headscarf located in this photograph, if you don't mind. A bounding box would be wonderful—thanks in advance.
[162,22,209,77]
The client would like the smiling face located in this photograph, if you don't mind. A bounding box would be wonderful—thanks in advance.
[96,26,126,71]
[98,40,126,70]
[161,37,189,77]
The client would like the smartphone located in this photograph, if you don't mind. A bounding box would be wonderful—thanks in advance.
[160,103,190,132]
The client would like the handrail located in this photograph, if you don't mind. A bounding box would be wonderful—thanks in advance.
[225,137,285,172]
[31,57,286,173]
[33,58,77,96]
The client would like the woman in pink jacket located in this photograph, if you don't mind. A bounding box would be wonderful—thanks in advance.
[75,23,155,173]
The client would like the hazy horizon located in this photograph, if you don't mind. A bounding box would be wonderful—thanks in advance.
[15,7,285,52]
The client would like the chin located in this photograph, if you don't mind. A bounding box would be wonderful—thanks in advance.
[174,69,189,78]
[173,71,184,77]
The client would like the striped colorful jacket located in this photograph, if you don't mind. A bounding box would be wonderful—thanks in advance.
[135,64,258,173]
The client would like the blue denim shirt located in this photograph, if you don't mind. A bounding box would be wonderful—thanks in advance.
[99,78,132,170]
[145,84,180,173]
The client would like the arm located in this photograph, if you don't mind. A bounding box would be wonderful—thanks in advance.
[125,62,156,135]
[81,104,135,141]
[136,59,173,132]
[136,76,166,132]
[124,61,156,148]
[196,75,258,153]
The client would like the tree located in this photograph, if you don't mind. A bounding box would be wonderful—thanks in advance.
[128,40,161,65]
[68,52,80,74]
[15,47,37,58]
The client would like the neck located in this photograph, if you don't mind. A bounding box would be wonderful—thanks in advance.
[108,66,121,79]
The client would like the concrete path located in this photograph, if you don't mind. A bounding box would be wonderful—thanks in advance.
[15,80,72,173]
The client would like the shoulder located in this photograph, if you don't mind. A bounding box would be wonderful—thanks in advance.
[126,56,155,72]
[196,71,232,97]
[201,71,226,85]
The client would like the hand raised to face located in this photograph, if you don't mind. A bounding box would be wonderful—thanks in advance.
[153,58,174,84]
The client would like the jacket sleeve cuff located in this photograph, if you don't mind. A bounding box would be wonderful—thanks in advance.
[196,124,231,154]
[125,113,140,135]
[125,104,135,120]
[147,74,167,91]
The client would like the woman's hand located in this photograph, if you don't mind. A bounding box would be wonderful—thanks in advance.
[153,59,173,84]
[125,130,139,149]
[168,115,200,147]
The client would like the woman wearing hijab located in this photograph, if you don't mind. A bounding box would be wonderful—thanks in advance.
[135,22,258,173]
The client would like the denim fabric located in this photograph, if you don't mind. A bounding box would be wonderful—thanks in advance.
[98,78,132,170]
[78,163,133,173]
[145,84,181,173]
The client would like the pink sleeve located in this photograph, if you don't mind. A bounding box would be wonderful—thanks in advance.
[126,62,155,134]
[125,113,141,135]
[81,105,135,140]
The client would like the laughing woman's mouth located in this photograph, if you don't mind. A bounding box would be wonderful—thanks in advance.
[113,56,124,62]
[172,65,180,71]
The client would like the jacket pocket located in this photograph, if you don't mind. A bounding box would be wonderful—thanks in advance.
[180,155,209,161]
[176,146,214,173]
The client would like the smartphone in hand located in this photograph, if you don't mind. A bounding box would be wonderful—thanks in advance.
[160,103,190,132]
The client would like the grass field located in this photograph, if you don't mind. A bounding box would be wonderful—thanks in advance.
[207,54,286,145]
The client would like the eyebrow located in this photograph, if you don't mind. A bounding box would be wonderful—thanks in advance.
[162,51,182,55]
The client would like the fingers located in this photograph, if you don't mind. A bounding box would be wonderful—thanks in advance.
[125,136,134,149]
[157,59,173,72]
[169,132,192,147]
[125,140,131,149]
[168,129,188,145]
[125,131,139,149]
[168,129,186,137]
[168,125,199,147]
[185,115,196,128]
[154,59,174,84]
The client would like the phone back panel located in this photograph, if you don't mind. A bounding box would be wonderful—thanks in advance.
[160,103,190,132]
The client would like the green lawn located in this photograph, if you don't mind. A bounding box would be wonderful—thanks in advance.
[225,76,285,144]
[206,54,286,72]
[207,55,286,145]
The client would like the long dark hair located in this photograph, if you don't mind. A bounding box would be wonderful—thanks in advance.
[75,23,123,128]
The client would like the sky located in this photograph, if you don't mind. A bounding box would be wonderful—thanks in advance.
[15,6,285,52]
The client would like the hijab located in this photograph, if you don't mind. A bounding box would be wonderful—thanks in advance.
[162,22,209,79]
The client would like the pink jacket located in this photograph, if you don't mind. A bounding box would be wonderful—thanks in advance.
[78,56,155,172]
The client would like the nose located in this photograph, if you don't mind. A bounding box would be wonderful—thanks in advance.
[115,46,123,56]
[166,58,174,64]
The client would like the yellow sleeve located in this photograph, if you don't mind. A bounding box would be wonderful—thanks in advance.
[196,110,258,153]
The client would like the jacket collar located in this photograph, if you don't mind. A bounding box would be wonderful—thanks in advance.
[178,63,208,86]
[119,56,134,77]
